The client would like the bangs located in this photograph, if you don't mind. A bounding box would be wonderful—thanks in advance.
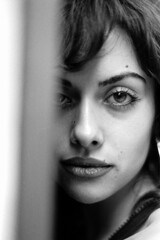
[62,0,113,71]
[62,0,160,82]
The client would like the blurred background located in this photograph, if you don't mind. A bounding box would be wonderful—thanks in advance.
[0,1,60,239]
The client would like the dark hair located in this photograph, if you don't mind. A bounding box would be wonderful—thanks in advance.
[62,0,160,186]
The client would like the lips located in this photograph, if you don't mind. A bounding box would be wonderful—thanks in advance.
[60,157,113,178]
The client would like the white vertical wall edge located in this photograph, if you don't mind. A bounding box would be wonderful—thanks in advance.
[0,1,23,240]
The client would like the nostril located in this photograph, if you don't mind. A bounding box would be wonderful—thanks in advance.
[92,140,98,146]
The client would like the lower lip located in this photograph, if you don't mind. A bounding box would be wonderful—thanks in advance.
[62,165,113,178]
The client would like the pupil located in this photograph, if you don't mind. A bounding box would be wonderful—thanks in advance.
[114,92,127,103]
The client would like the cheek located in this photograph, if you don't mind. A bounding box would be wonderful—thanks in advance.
[108,125,152,191]
[54,118,71,156]
[113,113,154,172]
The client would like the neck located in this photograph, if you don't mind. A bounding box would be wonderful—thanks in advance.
[83,175,155,240]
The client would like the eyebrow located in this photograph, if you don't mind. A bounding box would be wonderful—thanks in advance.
[58,78,72,88]
[98,72,146,87]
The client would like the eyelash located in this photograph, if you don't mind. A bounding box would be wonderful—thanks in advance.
[56,87,140,111]
[104,87,139,110]
[56,93,73,109]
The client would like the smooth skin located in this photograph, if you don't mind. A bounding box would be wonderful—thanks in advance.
[55,27,157,239]
[126,209,160,240]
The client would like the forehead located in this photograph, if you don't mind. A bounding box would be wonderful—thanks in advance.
[62,27,147,85]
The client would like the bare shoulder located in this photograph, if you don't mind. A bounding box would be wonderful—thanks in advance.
[148,208,160,221]
[126,208,160,240]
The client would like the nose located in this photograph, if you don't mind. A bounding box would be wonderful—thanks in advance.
[70,100,104,150]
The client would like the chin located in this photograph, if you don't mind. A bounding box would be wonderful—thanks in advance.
[62,185,108,204]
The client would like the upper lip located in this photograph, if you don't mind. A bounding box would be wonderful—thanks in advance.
[60,157,112,168]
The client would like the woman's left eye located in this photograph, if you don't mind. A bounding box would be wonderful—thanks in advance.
[104,87,139,109]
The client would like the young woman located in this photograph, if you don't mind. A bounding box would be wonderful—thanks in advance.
[54,0,160,239]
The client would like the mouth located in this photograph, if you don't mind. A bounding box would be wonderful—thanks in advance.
[60,157,113,178]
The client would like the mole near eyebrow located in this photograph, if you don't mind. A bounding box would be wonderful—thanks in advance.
[98,72,146,87]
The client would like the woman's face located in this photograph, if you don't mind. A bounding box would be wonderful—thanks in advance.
[55,28,155,204]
